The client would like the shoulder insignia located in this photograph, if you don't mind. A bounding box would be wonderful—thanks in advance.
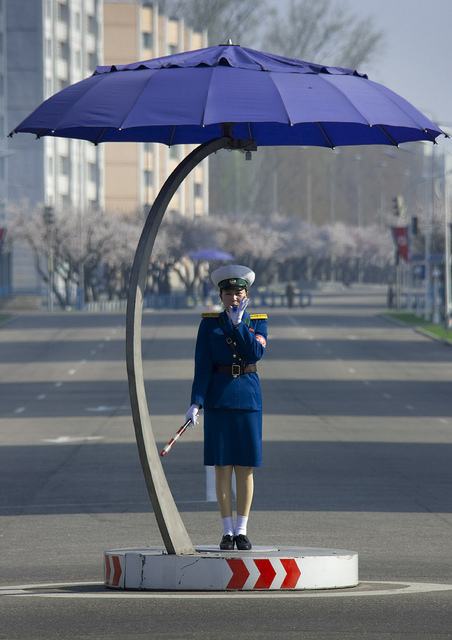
[250,314,268,320]
[202,312,220,318]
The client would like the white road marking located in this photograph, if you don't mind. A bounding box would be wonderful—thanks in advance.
[68,369,76,376]
[439,418,449,424]
[80,359,87,365]
[85,405,118,412]
[405,404,415,411]
[362,381,370,386]
[2,580,452,600]
[14,407,25,414]
[36,394,46,400]
[54,382,63,388]
[347,335,358,340]
[41,436,104,444]
[90,350,97,355]
[383,393,392,399]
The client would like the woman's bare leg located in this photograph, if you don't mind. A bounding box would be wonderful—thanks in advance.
[215,465,233,517]
[235,465,254,517]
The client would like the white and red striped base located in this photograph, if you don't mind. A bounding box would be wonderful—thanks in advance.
[104,546,358,591]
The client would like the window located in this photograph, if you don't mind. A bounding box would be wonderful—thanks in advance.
[45,39,52,58]
[87,15,97,35]
[88,163,97,182]
[144,170,153,188]
[142,32,153,50]
[61,194,71,208]
[58,78,69,91]
[0,158,5,181]
[194,182,203,198]
[168,44,178,56]
[169,145,179,159]
[0,116,4,137]
[143,143,152,154]
[57,1,69,22]
[59,155,69,175]
[58,41,69,60]
[88,52,97,71]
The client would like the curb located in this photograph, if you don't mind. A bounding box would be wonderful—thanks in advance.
[380,313,452,346]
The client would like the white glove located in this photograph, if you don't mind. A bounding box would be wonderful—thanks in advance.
[185,404,200,426]
[226,297,249,326]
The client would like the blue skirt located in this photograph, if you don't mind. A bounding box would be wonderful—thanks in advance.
[203,408,262,467]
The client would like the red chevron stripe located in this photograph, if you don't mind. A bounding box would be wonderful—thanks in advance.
[280,558,301,589]
[112,555,122,587]
[254,559,276,589]
[226,558,249,589]
[104,555,111,585]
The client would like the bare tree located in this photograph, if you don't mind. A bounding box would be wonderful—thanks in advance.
[161,0,265,46]
[265,0,383,69]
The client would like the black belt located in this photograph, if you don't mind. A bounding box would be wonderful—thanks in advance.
[214,364,257,378]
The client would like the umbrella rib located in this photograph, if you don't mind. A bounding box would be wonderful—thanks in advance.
[316,123,335,149]
[364,79,443,135]
[47,73,109,134]
[118,69,158,131]
[268,73,293,125]
[200,67,215,127]
[316,74,372,126]
[377,125,399,147]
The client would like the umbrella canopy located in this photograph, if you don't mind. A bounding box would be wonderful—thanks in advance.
[11,44,443,148]
[189,248,234,261]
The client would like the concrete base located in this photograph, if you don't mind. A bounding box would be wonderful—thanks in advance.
[104,546,358,591]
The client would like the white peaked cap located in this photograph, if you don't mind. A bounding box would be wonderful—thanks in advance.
[210,264,256,289]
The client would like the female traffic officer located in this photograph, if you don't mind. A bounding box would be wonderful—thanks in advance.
[185,265,268,551]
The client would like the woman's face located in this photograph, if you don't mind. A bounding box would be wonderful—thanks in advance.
[220,288,247,309]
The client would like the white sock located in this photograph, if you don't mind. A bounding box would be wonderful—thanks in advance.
[222,516,234,536]
[235,515,248,536]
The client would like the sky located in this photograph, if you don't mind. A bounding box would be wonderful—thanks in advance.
[334,0,452,127]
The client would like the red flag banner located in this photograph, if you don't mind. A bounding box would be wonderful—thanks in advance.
[391,226,409,262]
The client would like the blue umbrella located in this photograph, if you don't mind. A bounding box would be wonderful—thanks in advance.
[189,248,234,261]
[10,44,444,146]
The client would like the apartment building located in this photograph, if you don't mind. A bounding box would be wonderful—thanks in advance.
[5,0,103,294]
[103,0,209,218]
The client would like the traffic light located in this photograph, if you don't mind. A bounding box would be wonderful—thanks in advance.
[392,195,405,217]
[43,206,55,226]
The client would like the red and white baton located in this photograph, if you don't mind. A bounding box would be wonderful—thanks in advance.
[160,419,192,457]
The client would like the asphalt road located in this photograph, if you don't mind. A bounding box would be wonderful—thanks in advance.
[1,285,452,639]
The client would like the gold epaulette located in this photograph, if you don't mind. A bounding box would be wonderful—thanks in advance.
[250,314,268,320]
[202,312,220,318]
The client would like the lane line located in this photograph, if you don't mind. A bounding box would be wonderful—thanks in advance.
[36,394,46,400]
[54,382,63,388]
[2,580,452,600]
[383,393,391,399]
[14,407,25,414]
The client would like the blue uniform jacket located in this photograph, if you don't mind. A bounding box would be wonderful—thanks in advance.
[191,310,268,411]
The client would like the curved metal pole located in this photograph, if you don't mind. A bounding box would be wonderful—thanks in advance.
[126,137,229,555]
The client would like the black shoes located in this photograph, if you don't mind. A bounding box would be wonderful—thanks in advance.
[219,534,252,550]
[220,534,234,550]
[234,534,252,551]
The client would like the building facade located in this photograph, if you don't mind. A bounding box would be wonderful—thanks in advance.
[103,0,208,218]
[4,0,103,295]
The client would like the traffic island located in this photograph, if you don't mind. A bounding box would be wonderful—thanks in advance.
[104,546,358,591]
